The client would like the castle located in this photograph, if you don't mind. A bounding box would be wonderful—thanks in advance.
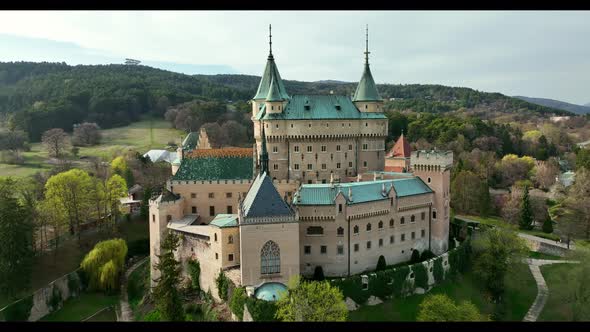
[149,26,453,300]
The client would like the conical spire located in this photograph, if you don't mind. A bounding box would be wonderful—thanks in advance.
[266,76,283,102]
[352,25,381,102]
[253,25,289,100]
[260,125,269,175]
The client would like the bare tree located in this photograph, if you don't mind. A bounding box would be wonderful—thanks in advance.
[72,122,102,146]
[42,128,70,158]
[533,158,559,190]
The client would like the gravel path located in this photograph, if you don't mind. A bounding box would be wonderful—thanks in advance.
[118,257,149,322]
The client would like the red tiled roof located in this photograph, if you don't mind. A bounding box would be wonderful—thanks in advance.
[185,148,253,159]
[386,133,411,158]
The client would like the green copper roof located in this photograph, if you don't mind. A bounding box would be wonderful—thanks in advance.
[172,156,254,181]
[182,132,199,151]
[253,55,289,100]
[210,214,239,228]
[352,63,381,102]
[293,178,432,206]
[254,95,387,121]
[266,76,283,102]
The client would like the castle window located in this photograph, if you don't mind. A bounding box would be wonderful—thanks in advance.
[214,233,218,242]
[321,145,327,152]
[337,245,344,255]
[349,162,353,168]
[421,212,425,220]
[152,214,155,223]
[304,246,311,255]
[307,164,313,170]
[307,226,324,236]
[191,193,196,198]
[307,146,312,152]
[265,124,268,128]
[294,145,300,152]
[427,177,431,183]
[294,163,300,170]
[363,161,367,168]
[166,215,172,222]
[342,123,345,127]
[336,145,341,151]
[228,235,234,244]
[354,243,359,252]
[227,205,233,214]
[365,105,368,110]
[216,253,218,260]
[337,227,344,236]
[208,193,214,199]
[275,124,278,129]
[378,221,383,229]
[291,124,293,128]
[401,217,405,225]
[272,146,278,153]
[273,164,279,170]
[390,219,394,228]
[191,206,197,214]
[322,164,327,170]
[271,106,274,110]
[261,241,280,274]
[308,123,312,127]
[433,210,437,219]
[390,235,394,244]
[366,241,371,249]
[379,238,383,247]
[411,232,416,240]
[349,144,353,150]
[411,215,415,223]
[226,192,232,198]
[349,123,351,127]
[326,123,329,127]
[305,106,311,111]
[336,162,341,169]
[362,143,368,150]
[421,229,426,238]
[228,254,234,261]
[209,206,215,216]
[366,223,372,232]
[401,234,406,242]
[321,246,327,254]
[353,225,359,235]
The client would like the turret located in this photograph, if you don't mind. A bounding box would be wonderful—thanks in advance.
[353,25,384,113]
[265,76,286,114]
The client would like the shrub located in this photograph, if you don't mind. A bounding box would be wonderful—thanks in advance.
[542,215,554,234]
[127,239,149,259]
[420,250,435,261]
[187,259,201,292]
[369,270,393,300]
[433,257,444,283]
[80,238,128,292]
[229,287,247,320]
[2,294,33,321]
[215,269,230,301]
[245,297,278,321]
[392,265,411,298]
[410,249,421,263]
[313,266,325,281]
[143,310,161,321]
[330,275,370,305]
[376,255,386,271]
[67,272,81,297]
[412,263,429,290]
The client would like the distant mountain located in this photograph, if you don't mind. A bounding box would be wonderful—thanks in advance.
[513,96,590,115]
[313,80,350,84]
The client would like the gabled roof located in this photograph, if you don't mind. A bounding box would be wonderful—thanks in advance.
[241,172,293,219]
[386,133,411,158]
[210,214,239,228]
[253,55,289,100]
[293,178,433,206]
[352,63,381,102]
[254,95,387,121]
[143,150,177,163]
[172,155,253,181]
[182,132,200,151]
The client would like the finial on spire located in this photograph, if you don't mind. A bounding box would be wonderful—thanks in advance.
[364,24,370,65]
[269,24,273,57]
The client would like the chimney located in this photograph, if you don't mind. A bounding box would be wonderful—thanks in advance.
[330,173,334,187]
[373,172,377,181]
[348,187,353,201]
[357,174,362,182]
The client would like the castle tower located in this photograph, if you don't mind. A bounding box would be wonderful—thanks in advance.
[410,150,453,255]
[385,131,411,172]
[352,25,384,113]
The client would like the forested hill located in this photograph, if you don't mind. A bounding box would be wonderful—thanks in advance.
[0,61,572,141]
[513,95,590,115]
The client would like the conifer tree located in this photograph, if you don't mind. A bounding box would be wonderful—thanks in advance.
[153,231,184,321]
[519,186,534,230]
[542,214,553,234]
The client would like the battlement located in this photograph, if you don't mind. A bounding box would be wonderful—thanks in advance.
[410,150,453,169]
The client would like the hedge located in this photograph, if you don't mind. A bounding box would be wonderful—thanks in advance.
[245,297,278,321]
[412,263,428,290]
[433,257,444,283]
[229,287,247,321]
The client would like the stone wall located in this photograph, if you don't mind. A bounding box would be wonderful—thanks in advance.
[0,269,81,322]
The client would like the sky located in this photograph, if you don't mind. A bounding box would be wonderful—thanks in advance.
[0,11,589,105]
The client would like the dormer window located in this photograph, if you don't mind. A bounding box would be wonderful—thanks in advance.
[335,105,341,110]
[304,105,311,111]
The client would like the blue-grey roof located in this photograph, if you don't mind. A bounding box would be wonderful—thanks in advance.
[253,56,289,100]
[241,172,293,218]
[293,178,433,206]
[254,94,387,121]
[209,214,239,228]
[255,282,288,302]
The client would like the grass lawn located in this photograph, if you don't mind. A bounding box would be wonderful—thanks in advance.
[0,117,184,178]
[458,215,560,241]
[528,251,562,260]
[538,263,579,321]
[40,292,119,321]
[348,263,536,322]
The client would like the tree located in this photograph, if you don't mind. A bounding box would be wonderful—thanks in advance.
[576,148,590,171]
[519,186,534,230]
[80,238,127,293]
[376,255,387,271]
[37,199,67,258]
[451,170,490,216]
[221,120,247,147]
[472,228,528,301]
[533,159,559,190]
[111,156,128,176]
[275,277,347,322]
[542,214,554,234]
[0,178,34,300]
[140,186,153,221]
[105,174,128,229]
[153,231,184,321]
[501,186,523,226]
[0,129,28,163]
[417,294,488,321]
[201,122,224,148]
[44,168,93,244]
[41,128,70,158]
[72,122,102,146]
[411,249,421,263]
[551,167,590,244]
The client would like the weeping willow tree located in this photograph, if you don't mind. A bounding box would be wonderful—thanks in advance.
[80,238,128,292]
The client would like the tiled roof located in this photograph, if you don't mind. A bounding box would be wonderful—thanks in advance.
[386,133,411,158]
[172,155,253,181]
[182,132,200,151]
[241,172,293,219]
[352,63,381,102]
[185,148,253,159]
[293,177,433,206]
[255,95,387,121]
[209,214,239,228]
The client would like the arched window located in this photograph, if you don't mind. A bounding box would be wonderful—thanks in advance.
[389,219,394,228]
[337,227,344,236]
[401,217,405,225]
[378,221,383,229]
[353,225,359,234]
[228,235,233,244]
[411,215,415,223]
[366,223,372,231]
[261,241,280,275]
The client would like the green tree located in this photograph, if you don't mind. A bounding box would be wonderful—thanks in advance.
[376,255,387,271]
[576,148,590,171]
[0,178,34,300]
[80,238,127,293]
[275,277,348,322]
[153,231,184,321]
[417,294,488,321]
[105,174,128,228]
[111,156,128,177]
[140,186,153,221]
[542,214,554,234]
[472,228,528,301]
[519,186,534,230]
